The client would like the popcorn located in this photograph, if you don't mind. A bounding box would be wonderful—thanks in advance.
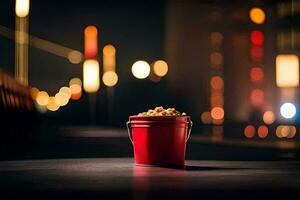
[137,106,187,116]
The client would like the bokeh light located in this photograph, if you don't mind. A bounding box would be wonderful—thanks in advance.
[84,26,98,59]
[70,84,82,95]
[15,0,30,18]
[83,59,100,93]
[69,77,82,87]
[250,67,264,84]
[276,125,297,138]
[30,87,39,100]
[210,76,224,90]
[36,91,49,106]
[250,89,264,106]
[102,71,118,87]
[280,102,296,119]
[211,107,224,120]
[250,30,264,46]
[244,125,255,138]
[153,60,168,77]
[258,125,268,138]
[131,60,150,79]
[67,50,83,64]
[249,7,266,24]
[47,97,60,111]
[263,111,275,124]
[54,92,69,106]
[103,44,116,72]
[276,54,299,87]
[210,52,223,66]
[59,87,72,99]
[201,111,212,124]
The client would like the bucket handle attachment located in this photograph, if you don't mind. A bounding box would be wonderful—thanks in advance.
[126,120,193,144]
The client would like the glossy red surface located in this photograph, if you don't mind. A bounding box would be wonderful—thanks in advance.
[128,116,191,167]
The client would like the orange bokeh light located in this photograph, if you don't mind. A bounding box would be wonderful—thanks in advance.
[211,107,224,120]
[250,67,264,84]
[210,76,224,91]
[210,52,223,66]
[258,125,268,138]
[201,111,212,124]
[263,111,275,124]
[250,89,264,106]
[84,26,98,59]
[244,125,255,138]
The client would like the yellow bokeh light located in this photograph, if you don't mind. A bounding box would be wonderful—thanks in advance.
[103,44,116,72]
[249,7,266,24]
[153,60,168,77]
[15,0,30,18]
[30,87,39,100]
[54,92,69,106]
[131,60,150,79]
[69,77,82,87]
[59,87,72,99]
[36,91,49,106]
[276,54,299,87]
[83,59,100,93]
[47,97,59,111]
[103,71,118,87]
[67,50,83,64]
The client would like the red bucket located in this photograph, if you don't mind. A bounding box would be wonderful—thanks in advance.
[127,116,192,167]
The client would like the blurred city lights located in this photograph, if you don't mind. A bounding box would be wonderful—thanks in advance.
[83,59,100,93]
[210,52,223,66]
[210,76,224,90]
[103,71,118,87]
[69,77,82,87]
[249,7,266,24]
[67,50,83,64]
[84,26,98,59]
[276,54,299,87]
[70,84,82,95]
[263,111,275,124]
[258,125,268,138]
[153,60,168,77]
[131,60,150,79]
[15,0,30,18]
[276,125,297,138]
[103,44,116,72]
[36,91,49,106]
[244,125,255,138]
[47,97,59,111]
[250,30,264,46]
[59,87,72,99]
[250,67,264,84]
[211,107,224,120]
[250,89,264,106]
[280,102,296,119]
[54,92,69,106]
[201,111,212,124]
[30,87,39,100]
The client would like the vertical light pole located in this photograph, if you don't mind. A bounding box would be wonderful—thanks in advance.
[103,44,118,125]
[15,0,30,85]
[83,26,100,124]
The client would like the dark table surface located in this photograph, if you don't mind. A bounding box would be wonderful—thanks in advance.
[1,157,300,199]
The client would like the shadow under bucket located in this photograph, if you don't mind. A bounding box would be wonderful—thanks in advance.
[127,116,192,168]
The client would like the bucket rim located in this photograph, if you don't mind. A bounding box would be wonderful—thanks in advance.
[129,115,191,121]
